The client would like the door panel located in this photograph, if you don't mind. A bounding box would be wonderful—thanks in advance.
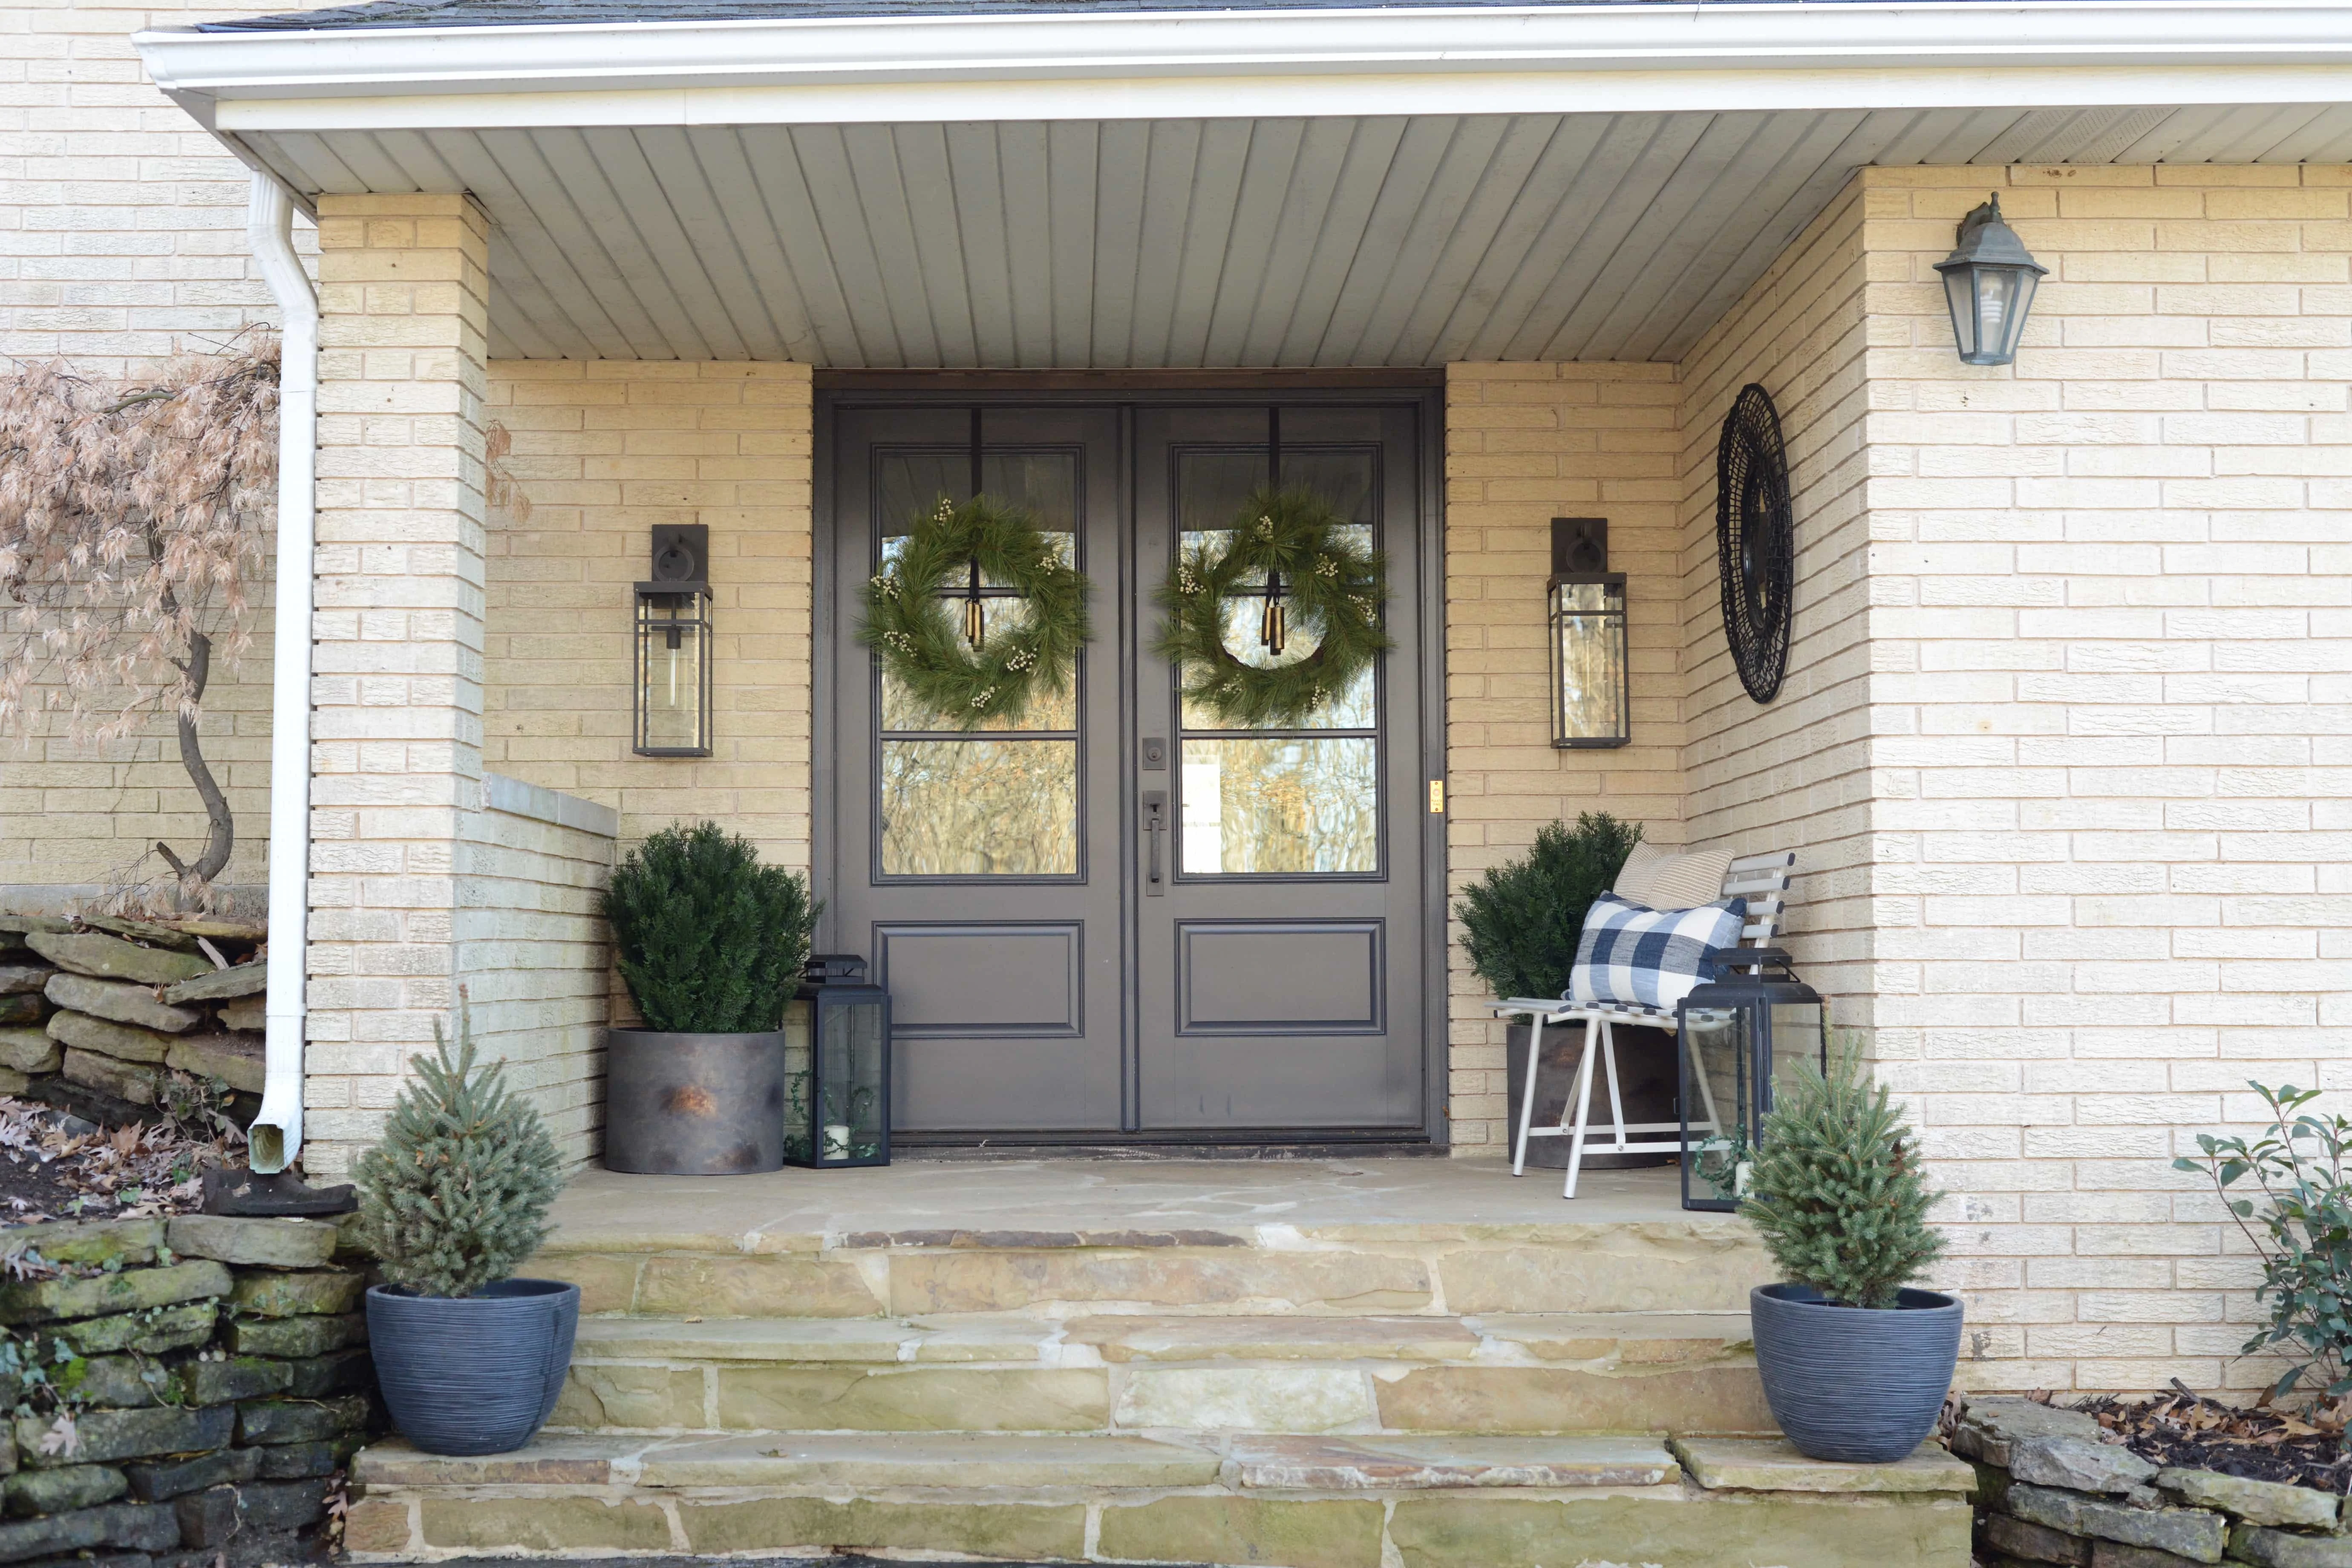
[826,395,1427,1143]
[832,406,1126,1134]
[1133,405,1425,1132]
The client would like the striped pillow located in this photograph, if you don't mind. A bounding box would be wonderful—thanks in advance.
[1567,893,1748,1014]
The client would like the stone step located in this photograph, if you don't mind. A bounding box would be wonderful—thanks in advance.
[531,1215,1770,1320]
[553,1311,1772,1437]
[346,1430,1979,1567]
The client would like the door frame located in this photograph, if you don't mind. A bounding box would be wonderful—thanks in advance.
[811,373,1451,1149]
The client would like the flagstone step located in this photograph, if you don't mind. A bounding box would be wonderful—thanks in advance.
[530,1215,1771,1320]
[570,1309,1752,1365]
[551,1311,1773,1437]
[344,1430,1978,1567]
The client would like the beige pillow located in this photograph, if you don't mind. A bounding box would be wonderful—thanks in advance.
[1614,842,1735,910]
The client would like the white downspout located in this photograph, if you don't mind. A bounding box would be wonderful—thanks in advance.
[248,171,315,1175]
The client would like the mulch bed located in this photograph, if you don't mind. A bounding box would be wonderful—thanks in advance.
[0,1095,240,1228]
[2057,1386,2352,1495]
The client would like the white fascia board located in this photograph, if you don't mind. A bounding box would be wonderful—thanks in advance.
[207,64,2352,131]
[138,1,2352,126]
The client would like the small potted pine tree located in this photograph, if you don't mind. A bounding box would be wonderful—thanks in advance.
[356,1008,571,1457]
[600,821,816,1175]
[1740,1042,1960,1463]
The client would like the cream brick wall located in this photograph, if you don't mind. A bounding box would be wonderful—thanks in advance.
[458,774,619,1170]
[0,0,297,905]
[300,192,495,1176]
[1861,164,2352,1393]
[481,359,816,873]
[1441,363,1684,1152]
[1674,180,1879,1011]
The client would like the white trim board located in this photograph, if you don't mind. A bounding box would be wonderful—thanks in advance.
[140,1,2352,127]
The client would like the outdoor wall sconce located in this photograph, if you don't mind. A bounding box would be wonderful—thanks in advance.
[633,524,713,758]
[1935,193,2047,367]
[1678,946,1828,1213]
[787,953,892,1168]
[1548,517,1630,749]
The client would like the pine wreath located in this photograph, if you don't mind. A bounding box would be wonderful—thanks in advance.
[1154,486,1393,728]
[859,496,1092,729]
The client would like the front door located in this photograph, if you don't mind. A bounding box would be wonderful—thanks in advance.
[823,393,1433,1145]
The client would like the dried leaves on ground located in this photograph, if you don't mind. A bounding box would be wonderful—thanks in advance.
[0,1093,242,1225]
[2052,1385,2352,1494]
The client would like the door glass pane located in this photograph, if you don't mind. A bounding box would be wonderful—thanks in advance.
[1176,448,1377,732]
[1179,737,1377,873]
[878,450,1080,733]
[881,738,1078,876]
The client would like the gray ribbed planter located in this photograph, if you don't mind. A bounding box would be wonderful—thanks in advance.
[1750,1283,1963,1463]
[368,1280,579,1456]
[604,1028,787,1175]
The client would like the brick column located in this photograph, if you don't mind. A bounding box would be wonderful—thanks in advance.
[304,194,491,1177]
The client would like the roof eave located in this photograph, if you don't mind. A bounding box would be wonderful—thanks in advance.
[135,0,2352,127]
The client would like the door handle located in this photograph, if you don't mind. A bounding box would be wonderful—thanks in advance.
[1141,790,1167,896]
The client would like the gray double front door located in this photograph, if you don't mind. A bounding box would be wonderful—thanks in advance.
[824,395,1433,1145]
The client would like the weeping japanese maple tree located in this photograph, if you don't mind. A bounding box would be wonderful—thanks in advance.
[0,341,280,902]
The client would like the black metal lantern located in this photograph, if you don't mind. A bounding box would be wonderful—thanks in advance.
[785,953,890,1167]
[1548,517,1629,749]
[634,524,713,758]
[1934,193,2047,368]
[1677,947,1827,1212]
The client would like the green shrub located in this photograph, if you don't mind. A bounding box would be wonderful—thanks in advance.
[1454,813,1642,1000]
[2175,1082,2352,1399]
[352,1007,562,1299]
[601,821,817,1034]
[1740,1041,1945,1310]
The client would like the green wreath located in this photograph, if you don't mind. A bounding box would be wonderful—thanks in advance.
[859,496,1092,729]
[1154,486,1393,728]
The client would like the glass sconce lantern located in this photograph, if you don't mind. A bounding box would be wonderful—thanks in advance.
[1548,516,1630,749]
[634,524,713,758]
[1935,193,2047,368]
[785,953,891,1168]
[1677,946,1827,1212]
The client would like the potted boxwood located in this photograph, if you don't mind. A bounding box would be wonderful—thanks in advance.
[600,821,816,1175]
[355,1008,572,1456]
[1741,1043,1960,1463]
[1455,813,1668,1169]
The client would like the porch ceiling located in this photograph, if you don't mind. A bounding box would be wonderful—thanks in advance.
[243,104,2352,365]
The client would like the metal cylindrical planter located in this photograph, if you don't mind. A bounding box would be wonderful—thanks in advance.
[1504,1023,1676,1171]
[604,1028,787,1175]
[367,1280,579,1456]
[1750,1283,1963,1463]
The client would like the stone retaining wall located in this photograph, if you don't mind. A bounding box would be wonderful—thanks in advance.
[1963,1396,2348,1568]
[0,1213,376,1565]
[0,918,266,1128]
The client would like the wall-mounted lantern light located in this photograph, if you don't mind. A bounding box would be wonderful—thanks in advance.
[1548,516,1630,749]
[634,524,713,758]
[1934,193,2046,367]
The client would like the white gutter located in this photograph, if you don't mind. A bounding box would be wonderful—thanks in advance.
[247,170,316,1177]
[135,0,2352,127]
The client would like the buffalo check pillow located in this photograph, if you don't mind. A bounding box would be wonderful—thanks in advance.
[1567,893,1748,1014]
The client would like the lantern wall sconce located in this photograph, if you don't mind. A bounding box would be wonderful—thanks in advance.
[1548,516,1630,749]
[633,523,714,758]
[1934,193,2047,368]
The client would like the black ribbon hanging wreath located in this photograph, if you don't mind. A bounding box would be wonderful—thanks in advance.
[859,496,1092,729]
[1154,487,1393,729]
[1715,382,1795,704]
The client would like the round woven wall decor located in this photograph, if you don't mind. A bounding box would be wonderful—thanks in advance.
[1715,383,1794,704]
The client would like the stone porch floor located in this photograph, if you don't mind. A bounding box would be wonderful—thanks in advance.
[542,1157,1690,1251]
